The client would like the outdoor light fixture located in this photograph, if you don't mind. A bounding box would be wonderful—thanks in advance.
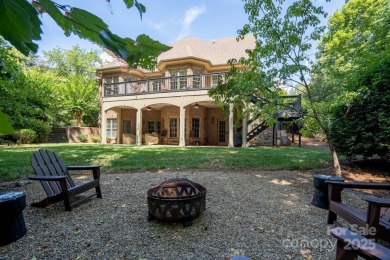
[194,103,199,109]
[147,106,152,111]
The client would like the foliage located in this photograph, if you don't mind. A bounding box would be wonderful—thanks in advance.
[330,59,390,160]
[78,133,89,143]
[41,46,101,127]
[209,0,343,174]
[13,129,37,144]
[24,118,52,143]
[92,136,101,143]
[0,38,52,137]
[0,110,13,135]
[0,0,170,70]
[317,0,389,91]
[0,144,331,179]
[318,0,390,160]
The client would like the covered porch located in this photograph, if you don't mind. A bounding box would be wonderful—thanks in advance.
[101,92,238,147]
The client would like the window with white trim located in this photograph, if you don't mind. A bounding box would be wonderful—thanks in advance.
[152,79,163,91]
[169,118,178,138]
[106,119,118,138]
[212,74,224,87]
[147,121,161,134]
[104,76,119,95]
[170,69,187,90]
[193,69,201,88]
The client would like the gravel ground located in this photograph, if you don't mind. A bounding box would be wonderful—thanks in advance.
[0,169,379,259]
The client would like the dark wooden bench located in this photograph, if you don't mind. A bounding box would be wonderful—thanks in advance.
[29,149,102,211]
[331,227,390,260]
[326,181,390,242]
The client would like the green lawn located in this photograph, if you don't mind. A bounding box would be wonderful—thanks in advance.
[0,144,331,180]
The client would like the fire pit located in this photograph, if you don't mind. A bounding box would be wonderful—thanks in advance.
[147,178,206,226]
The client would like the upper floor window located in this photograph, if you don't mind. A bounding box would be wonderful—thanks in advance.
[152,79,164,91]
[105,76,119,84]
[212,75,220,87]
[193,69,201,88]
[104,76,119,95]
[170,69,187,90]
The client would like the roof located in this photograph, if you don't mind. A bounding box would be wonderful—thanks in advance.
[158,35,256,65]
[99,35,256,71]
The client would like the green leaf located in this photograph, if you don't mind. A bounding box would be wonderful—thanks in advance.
[35,0,73,36]
[0,0,41,55]
[123,0,134,8]
[0,110,14,135]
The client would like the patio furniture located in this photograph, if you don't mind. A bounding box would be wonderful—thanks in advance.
[123,133,136,144]
[0,191,27,245]
[29,149,102,211]
[144,133,159,145]
[326,181,390,242]
[311,174,344,209]
[331,227,390,260]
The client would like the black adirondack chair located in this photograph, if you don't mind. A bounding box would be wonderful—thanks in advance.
[29,149,102,211]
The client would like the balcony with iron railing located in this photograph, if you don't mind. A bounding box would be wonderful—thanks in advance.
[103,72,226,97]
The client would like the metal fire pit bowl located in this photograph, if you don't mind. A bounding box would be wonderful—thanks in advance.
[147,178,206,226]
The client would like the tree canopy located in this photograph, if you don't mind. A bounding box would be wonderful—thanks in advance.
[209,0,345,174]
[0,0,170,70]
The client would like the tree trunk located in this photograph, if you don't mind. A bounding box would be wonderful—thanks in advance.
[327,135,342,176]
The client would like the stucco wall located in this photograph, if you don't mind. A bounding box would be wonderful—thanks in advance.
[67,127,100,143]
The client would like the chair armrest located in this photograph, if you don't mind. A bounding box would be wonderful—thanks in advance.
[67,165,101,180]
[326,181,390,190]
[364,197,390,207]
[331,227,390,260]
[66,165,101,171]
[28,175,67,181]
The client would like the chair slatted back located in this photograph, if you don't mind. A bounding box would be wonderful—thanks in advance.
[31,149,75,196]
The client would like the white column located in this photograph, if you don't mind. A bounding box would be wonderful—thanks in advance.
[179,106,186,147]
[136,108,142,145]
[228,104,234,147]
[101,110,107,144]
[242,109,248,147]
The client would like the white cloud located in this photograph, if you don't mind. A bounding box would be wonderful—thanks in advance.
[147,20,166,30]
[177,5,206,40]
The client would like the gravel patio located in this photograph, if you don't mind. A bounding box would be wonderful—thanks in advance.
[0,169,372,259]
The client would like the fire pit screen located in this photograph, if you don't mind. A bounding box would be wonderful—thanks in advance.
[147,178,206,226]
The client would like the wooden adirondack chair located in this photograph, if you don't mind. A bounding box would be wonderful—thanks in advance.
[29,149,102,211]
[326,181,390,242]
[331,227,390,260]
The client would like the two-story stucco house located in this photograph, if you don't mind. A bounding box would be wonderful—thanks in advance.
[97,35,257,146]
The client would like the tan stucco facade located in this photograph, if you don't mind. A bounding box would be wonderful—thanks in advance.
[97,36,256,146]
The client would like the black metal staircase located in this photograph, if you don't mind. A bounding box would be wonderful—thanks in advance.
[237,94,302,144]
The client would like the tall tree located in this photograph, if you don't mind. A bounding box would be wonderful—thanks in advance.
[319,0,390,159]
[42,46,102,127]
[0,0,171,132]
[0,38,52,139]
[209,0,344,175]
[317,0,389,90]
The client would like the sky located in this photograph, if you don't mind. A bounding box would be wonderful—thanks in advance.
[36,0,346,56]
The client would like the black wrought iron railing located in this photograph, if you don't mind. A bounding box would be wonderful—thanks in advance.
[103,72,226,96]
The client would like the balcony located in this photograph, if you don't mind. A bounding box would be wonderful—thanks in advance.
[103,72,226,97]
